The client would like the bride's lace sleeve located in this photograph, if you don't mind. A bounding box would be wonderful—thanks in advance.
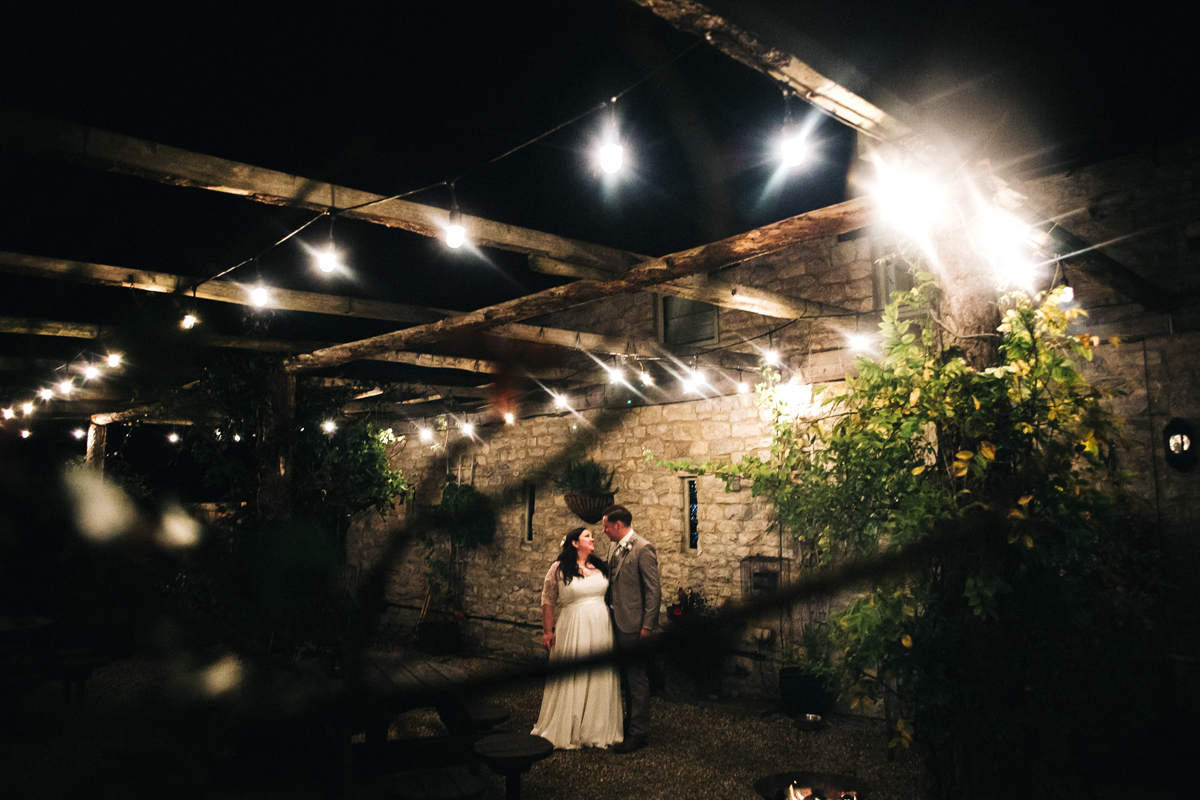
[540,562,561,608]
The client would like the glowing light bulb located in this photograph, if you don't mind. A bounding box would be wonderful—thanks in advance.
[780,133,806,167]
[599,143,623,174]
[107,354,122,368]
[2,408,13,419]
[22,402,34,415]
[553,393,569,410]
[167,432,180,443]
[503,412,515,425]
[251,286,270,307]
[72,429,85,440]
[315,249,340,273]
[848,334,870,352]
[419,428,434,443]
[233,434,242,443]
[58,381,73,395]
[445,203,466,249]
[640,371,653,387]
[738,381,751,394]
[20,430,30,439]
[322,420,336,433]
[764,349,780,366]
[461,422,475,437]
[181,314,198,329]
[38,388,53,400]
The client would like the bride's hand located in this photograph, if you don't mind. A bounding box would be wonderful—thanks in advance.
[543,631,555,650]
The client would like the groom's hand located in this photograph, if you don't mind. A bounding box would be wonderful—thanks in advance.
[543,631,556,650]
[640,627,652,639]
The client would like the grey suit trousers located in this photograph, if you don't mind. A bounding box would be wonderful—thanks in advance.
[614,628,649,738]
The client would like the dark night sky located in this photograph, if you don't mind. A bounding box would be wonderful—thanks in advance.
[0,1,1194,481]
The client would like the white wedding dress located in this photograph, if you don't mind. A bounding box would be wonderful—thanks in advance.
[530,570,624,749]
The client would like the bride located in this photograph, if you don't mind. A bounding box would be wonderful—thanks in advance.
[530,527,624,749]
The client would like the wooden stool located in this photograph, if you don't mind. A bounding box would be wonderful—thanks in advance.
[472,733,553,800]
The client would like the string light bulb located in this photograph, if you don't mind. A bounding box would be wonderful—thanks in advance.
[181,314,199,329]
[2,408,13,419]
[599,98,624,174]
[20,430,30,439]
[461,422,475,437]
[21,402,33,415]
[503,412,515,425]
[322,420,336,434]
[445,183,466,249]
[167,432,180,444]
[83,365,100,380]
[72,428,85,440]
[251,285,270,307]
[38,388,53,400]
[419,427,434,443]
[779,90,809,168]
[107,354,122,368]
[552,392,570,410]
[58,381,73,395]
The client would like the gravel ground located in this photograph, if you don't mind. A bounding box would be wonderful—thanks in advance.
[388,654,926,800]
[1,652,927,800]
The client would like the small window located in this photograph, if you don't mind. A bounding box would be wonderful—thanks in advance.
[524,482,536,542]
[681,476,699,552]
[658,295,718,347]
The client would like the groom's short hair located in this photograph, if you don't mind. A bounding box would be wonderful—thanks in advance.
[602,505,632,527]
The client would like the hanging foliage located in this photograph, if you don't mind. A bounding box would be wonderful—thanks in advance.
[661,278,1172,797]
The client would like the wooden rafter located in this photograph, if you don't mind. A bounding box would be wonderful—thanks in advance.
[529,255,856,319]
[285,196,875,372]
[0,253,668,366]
[630,0,913,145]
[0,108,641,273]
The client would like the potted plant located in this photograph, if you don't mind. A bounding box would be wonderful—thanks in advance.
[778,622,837,718]
[555,459,616,523]
[664,587,728,700]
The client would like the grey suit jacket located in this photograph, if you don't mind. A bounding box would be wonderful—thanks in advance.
[607,531,661,635]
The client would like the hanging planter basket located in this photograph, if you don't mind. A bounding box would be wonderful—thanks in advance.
[564,492,616,524]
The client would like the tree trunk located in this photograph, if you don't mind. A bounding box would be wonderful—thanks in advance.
[935,226,1001,371]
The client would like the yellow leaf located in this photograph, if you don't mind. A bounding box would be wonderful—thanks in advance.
[953,461,969,477]
[955,450,974,460]
[1007,531,1020,544]
[901,634,913,648]
[979,441,996,460]
[909,388,920,406]
[972,395,981,410]
[1018,495,1032,505]
[1008,509,1025,519]
[1023,534,1034,549]
[911,465,926,475]
[903,605,915,617]
[1109,336,1121,346]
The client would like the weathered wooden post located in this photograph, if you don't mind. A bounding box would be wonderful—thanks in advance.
[256,369,296,520]
[85,422,106,473]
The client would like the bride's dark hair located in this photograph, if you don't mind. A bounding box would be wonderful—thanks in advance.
[556,526,609,585]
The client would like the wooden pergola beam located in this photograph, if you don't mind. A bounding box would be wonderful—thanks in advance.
[0,256,667,366]
[285,196,875,372]
[529,255,856,318]
[631,0,913,145]
[0,108,643,273]
[0,251,446,325]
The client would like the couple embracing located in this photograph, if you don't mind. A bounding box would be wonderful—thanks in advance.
[531,505,660,753]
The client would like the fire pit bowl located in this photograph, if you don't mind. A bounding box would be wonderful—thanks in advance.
[794,713,824,732]
[753,771,868,800]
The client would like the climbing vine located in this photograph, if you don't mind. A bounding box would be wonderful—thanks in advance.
[662,278,1170,796]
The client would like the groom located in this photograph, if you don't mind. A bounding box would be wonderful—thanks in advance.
[602,504,660,754]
